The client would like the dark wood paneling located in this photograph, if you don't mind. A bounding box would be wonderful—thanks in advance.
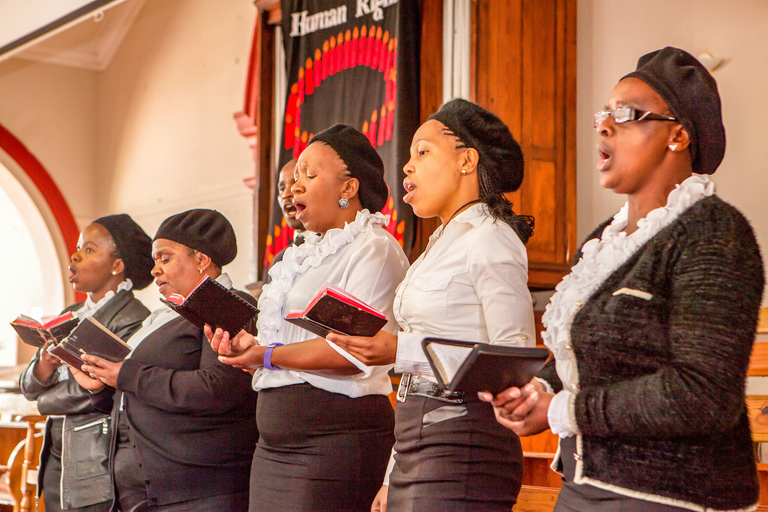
[470,0,577,289]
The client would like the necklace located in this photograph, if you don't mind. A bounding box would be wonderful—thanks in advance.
[424,199,482,256]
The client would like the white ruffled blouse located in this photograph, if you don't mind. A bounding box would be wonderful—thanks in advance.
[251,209,410,398]
[544,175,716,437]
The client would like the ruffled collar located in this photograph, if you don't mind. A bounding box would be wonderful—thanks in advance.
[257,209,389,345]
[542,175,715,359]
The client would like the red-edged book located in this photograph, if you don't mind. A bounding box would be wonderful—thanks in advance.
[285,283,387,338]
[47,317,131,372]
[10,311,79,348]
[160,275,258,336]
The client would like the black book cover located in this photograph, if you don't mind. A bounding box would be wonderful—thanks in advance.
[160,276,258,336]
[285,284,387,337]
[11,312,79,348]
[422,337,549,394]
[48,317,132,372]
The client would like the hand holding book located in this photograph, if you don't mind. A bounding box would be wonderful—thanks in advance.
[325,330,398,366]
[478,378,554,437]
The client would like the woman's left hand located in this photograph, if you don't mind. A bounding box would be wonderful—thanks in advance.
[80,354,123,388]
[204,326,256,356]
[326,330,398,365]
[218,344,267,371]
[478,378,552,436]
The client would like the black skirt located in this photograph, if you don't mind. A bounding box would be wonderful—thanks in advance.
[387,394,523,512]
[250,383,395,512]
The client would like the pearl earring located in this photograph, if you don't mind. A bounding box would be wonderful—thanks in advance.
[112,271,117,275]
[669,144,678,151]
[460,169,468,175]
[338,198,349,209]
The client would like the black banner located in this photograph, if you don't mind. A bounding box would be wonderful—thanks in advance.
[265,0,420,268]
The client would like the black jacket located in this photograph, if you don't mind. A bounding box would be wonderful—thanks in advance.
[111,289,259,507]
[539,196,763,510]
[20,289,150,510]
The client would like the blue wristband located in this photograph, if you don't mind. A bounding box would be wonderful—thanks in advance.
[264,343,284,370]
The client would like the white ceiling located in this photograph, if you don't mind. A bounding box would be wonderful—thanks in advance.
[10,0,145,71]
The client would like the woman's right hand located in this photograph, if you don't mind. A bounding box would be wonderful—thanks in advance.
[69,367,106,393]
[371,484,388,512]
[478,378,552,436]
[204,326,256,356]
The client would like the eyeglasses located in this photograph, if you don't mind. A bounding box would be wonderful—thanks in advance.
[594,107,677,128]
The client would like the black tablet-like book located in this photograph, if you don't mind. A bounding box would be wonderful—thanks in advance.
[11,311,79,348]
[285,283,387,338]
[47,317,132,372]
[160,275,259,336]
[421,337,549,394]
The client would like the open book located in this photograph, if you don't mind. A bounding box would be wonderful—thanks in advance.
[11,311,79,348]
[160,275,258,335]
[285,283,387,338]
[422,337,549,394]
[47,317,132,372]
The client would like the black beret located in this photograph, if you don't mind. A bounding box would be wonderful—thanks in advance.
[154,209,237,267]
[429,99,524,193]
[622,46,725,175]
[308,124,388,213]
[93,214,154,290]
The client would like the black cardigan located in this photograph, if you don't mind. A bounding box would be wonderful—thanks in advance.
[113,290,258,507]
[539,196,764,510]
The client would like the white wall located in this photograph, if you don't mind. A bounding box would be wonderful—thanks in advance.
[0,58,98,227]
[0,0,257,315]
[95,0,256,309]
[577,0,768,302]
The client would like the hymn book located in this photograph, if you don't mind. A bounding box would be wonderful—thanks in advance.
[11,311,79,348]
[422,338,549,394]
[285,283,387,338]
[47,317,132,372]
[160,275,258,335]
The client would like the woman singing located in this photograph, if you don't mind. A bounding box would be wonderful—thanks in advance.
[79,209,258,512]
[330,99,537,511]
[208,124,409,512]
[484,47,763,511]
[21,214,154,512]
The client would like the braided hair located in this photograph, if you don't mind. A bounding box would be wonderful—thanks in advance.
[429,99,534,244]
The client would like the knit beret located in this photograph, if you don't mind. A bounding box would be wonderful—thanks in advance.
[429,98,524,193]
[308,124,388,213]
[622,46,725,175]
[93,214,154,290]
[154,209,237,267]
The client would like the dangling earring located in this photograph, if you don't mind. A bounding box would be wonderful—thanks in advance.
[669,144,678,151]
[460,168,468,175]
[338,198,349,209]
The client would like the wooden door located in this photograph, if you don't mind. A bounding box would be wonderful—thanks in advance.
[470,0,577,288]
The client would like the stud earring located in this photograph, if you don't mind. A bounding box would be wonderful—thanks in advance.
[338,198,349,209]
[669,144,678,151]
[112,271,117,275]
[460,168,468,175]
[199,268,203,275]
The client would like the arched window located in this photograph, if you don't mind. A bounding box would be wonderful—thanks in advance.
[0,123,79,366]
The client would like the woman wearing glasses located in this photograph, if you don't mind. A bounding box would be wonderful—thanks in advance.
[483,47,763,511]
